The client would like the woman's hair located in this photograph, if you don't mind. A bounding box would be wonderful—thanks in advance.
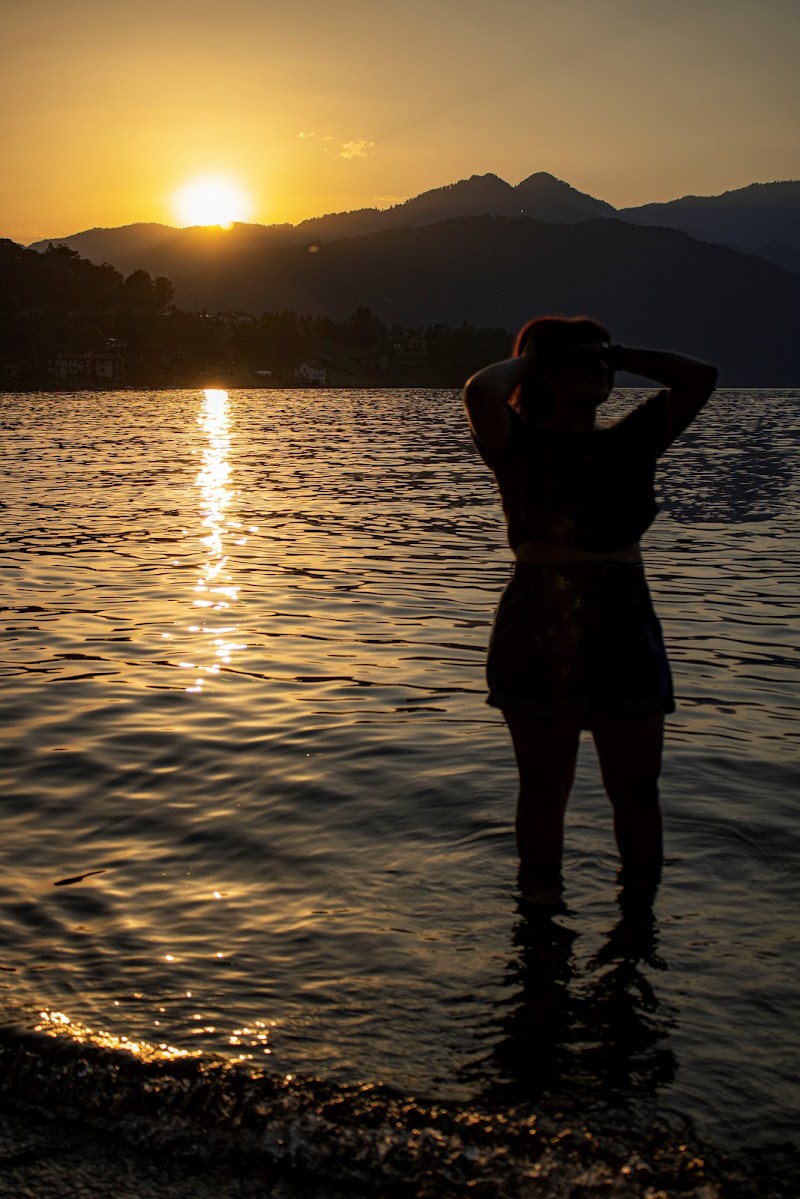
[512,314,611,420]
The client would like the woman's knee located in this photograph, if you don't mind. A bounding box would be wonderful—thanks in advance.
[606,778,660,813]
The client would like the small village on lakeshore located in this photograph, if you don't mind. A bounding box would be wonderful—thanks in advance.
[0,239,510,392]
[8,319,489,392]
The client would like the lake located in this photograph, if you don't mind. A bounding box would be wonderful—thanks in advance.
[0,387,798,1196]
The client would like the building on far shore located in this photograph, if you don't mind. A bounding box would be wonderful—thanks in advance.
[294,363,326,384]
[53,351,125,381]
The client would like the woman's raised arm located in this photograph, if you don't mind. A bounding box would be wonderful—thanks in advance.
[613,346,718,442]
[464,354,536,452]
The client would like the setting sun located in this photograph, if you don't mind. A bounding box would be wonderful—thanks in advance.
[173,175,252,228]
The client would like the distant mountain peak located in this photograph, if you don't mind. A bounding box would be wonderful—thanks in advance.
[619,179,800,265]
[516,170,563,186]
[393,173,512,207]
[513,171,615,217]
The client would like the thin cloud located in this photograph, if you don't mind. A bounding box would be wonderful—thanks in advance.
[297,131,317,139]
[340,139,375,160]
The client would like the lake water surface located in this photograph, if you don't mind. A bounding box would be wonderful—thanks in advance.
[0,388,798,1196]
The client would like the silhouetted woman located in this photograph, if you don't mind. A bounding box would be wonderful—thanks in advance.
[464,317,717,905]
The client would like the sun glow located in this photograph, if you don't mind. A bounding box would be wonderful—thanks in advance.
[173,175,252,228]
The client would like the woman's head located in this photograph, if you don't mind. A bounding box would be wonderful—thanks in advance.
[513,315,614,421]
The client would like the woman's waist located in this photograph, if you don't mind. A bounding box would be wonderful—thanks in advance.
[514,539,643,566]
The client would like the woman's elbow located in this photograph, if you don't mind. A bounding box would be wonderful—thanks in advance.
[705,364,719,395]
[696,362,718,398]
[464,371,487,398]
[464,374,492,407]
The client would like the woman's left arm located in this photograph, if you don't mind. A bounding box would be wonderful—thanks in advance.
[613,346,718,441]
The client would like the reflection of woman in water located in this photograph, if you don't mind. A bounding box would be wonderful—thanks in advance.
[464,317,717,905]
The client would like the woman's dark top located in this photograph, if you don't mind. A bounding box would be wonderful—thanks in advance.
[475,391,674,553]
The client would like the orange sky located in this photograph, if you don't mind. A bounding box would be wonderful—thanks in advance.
[2,0,798,243]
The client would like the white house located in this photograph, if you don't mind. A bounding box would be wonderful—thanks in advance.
[294,363,326,384]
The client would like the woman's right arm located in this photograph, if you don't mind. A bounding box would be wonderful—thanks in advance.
[613,346,718,443]
[463,356,534,452]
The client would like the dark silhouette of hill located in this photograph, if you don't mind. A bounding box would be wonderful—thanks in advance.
[162,214,799,383]
[0,238,172,312]
[29,173,799,285]
[293,171,613,240]
[759,240,800,272]
[30,222,178,272]
[620,181,800,271]
[514,172,616,222]
[283,174,516,245]
[27,173,618,276]
[29,221,294,279]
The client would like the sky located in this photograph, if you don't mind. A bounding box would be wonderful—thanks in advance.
[2,0,798,243]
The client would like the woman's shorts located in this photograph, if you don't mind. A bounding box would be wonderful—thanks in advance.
[486,562,674,727]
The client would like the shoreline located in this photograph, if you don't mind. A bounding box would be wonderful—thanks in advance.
[1,382,789,395]
[0,1098,345,1199]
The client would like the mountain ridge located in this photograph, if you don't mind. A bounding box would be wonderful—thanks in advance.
[29,172,799,273]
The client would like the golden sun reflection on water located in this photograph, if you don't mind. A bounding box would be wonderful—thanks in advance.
[35,1009,276,1065]
[187,389,250,693]
[36,1009,197,1061]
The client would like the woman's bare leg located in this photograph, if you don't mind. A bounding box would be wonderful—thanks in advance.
[591,713,665,891]
[503,711,582,894]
